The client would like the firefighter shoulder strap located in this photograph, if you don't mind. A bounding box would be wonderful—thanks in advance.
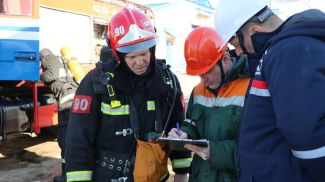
[133,60,176,182]
[129,95,169,182]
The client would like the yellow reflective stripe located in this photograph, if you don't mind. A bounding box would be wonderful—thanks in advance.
[66,171,92,182]
[111,100,121,108]
[172,157,192,169]
[101,102,129,115]
[107,84,115,97]
[147,100,155,111]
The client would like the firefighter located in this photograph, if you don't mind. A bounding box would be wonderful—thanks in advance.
[39,48,78,182]
[65,8,191,182]
[214,0,325,181]
[168,27,250,181]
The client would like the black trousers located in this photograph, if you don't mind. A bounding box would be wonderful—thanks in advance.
[58,109,70,175]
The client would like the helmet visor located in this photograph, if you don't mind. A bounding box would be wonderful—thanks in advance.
[116,38,158,53]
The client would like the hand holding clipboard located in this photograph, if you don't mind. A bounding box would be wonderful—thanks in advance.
[166,126,210,160]
[158,137,209,151]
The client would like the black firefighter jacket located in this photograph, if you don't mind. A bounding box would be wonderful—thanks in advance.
[65,61,191,182]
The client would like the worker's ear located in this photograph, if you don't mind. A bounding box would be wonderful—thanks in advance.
[251,24,267,33]
[222,52,231,64]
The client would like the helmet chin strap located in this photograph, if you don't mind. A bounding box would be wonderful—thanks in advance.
[236,31,249,55]
[217,60,225,83]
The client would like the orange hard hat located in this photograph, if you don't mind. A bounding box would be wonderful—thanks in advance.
[184,27,227,75]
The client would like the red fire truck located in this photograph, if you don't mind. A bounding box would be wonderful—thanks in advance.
[0,0,153,140]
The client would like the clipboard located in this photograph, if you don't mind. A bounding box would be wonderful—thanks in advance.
[158,137,209,151]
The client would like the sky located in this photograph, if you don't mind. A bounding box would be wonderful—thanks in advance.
[132,0,325,12]
[132,0,325,19]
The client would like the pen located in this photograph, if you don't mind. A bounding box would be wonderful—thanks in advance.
[176,122,180,137]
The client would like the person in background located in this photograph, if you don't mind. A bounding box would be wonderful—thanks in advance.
[64,8,191,182]
[168,27,250,182]
[39,48,78,182]
[213,0,325,181]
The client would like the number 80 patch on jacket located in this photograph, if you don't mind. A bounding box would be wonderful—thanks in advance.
[72,95,92,114]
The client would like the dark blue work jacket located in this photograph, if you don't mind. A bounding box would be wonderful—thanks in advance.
[238,9,325,182]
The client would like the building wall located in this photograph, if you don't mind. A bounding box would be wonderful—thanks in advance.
[151,0,325,72]
[153,1,214,72]
[270,0,325,19]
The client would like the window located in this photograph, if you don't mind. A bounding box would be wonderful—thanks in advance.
[0,0,32,16]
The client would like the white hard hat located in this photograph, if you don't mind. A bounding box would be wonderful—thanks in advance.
[214,0,269,47]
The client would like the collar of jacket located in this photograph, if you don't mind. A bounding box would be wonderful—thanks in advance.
[207,56,249,95]
[272,9,325,46]
[245,21,279,77]
[226,56,250,81]
[250,9,325,59]
[247,9,325,77]
[111,63,167,97]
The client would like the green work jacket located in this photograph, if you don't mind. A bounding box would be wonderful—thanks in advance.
[181,57,250,182]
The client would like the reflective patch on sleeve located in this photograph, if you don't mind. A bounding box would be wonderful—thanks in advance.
[72,95,92,114]
[292,146,325,159]
[67,171,92,181]
[172,158,192,169]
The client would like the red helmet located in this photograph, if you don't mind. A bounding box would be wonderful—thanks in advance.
[108,8,157,57]
[184,27,227,75]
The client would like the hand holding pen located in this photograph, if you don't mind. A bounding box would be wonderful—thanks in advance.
[168,122,188,139]
[176,122,181,138]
